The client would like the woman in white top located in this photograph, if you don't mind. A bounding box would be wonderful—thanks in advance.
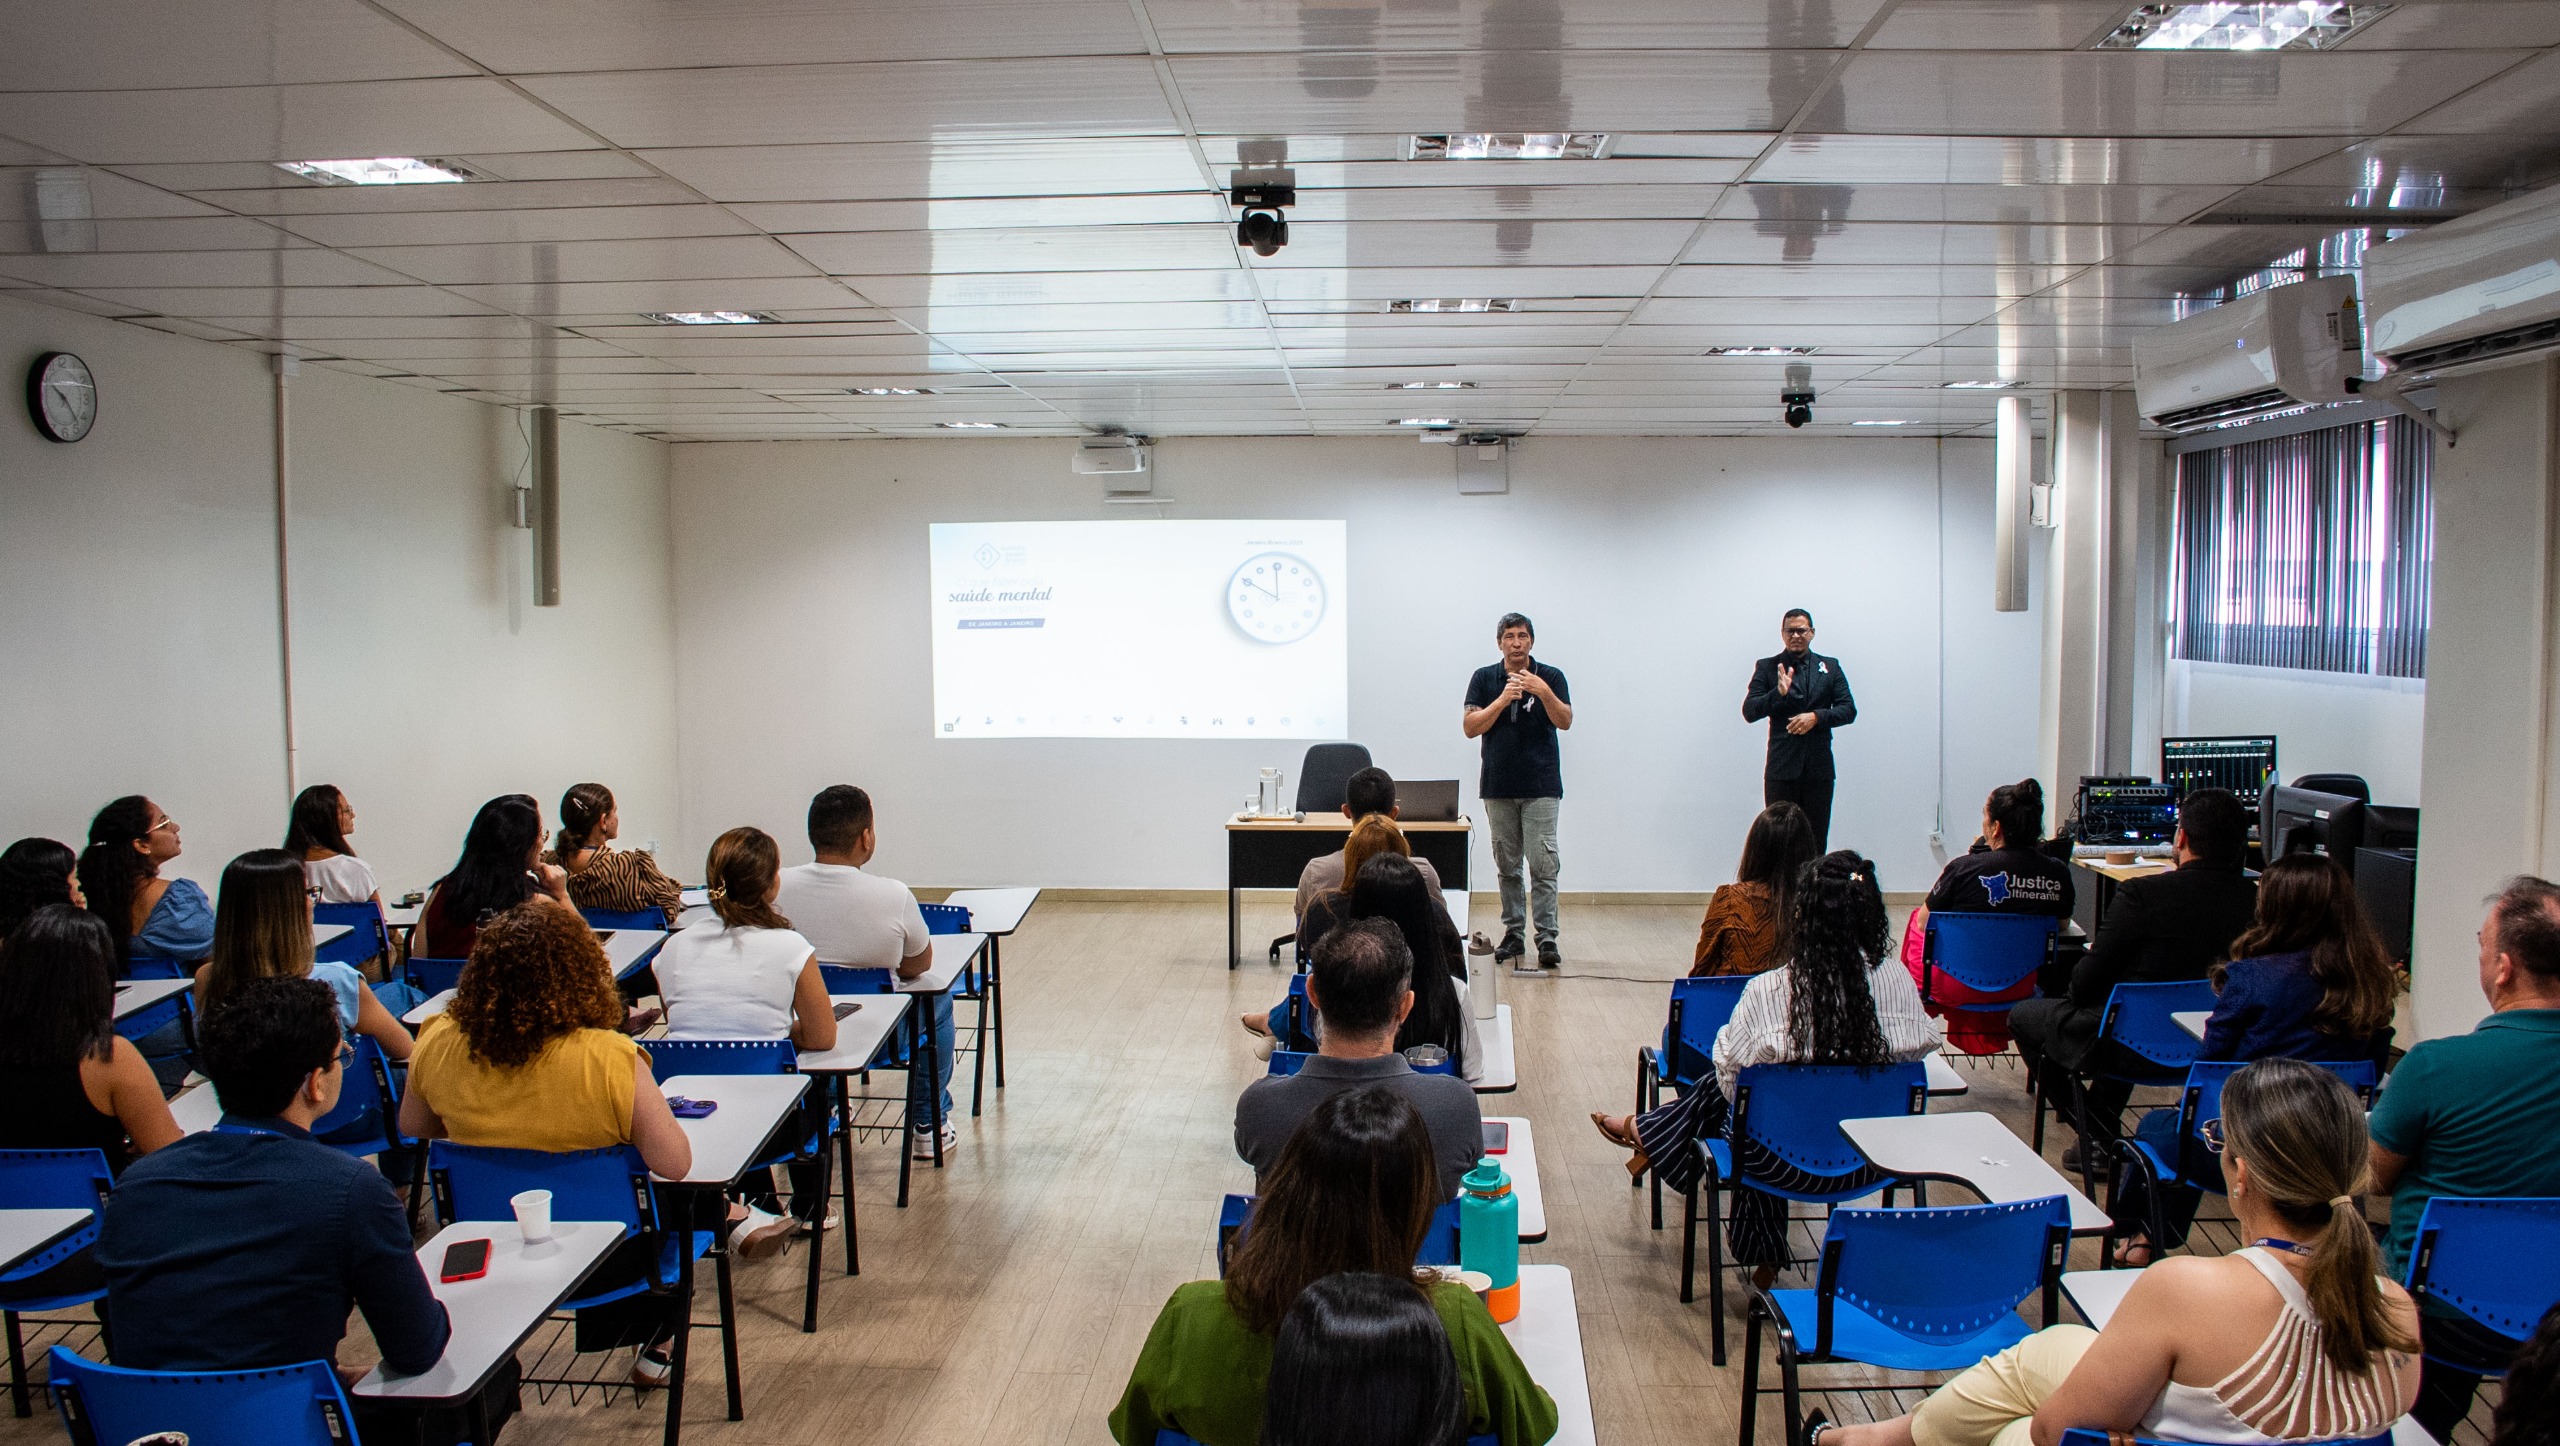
[285,785,382,908]
[1590,850,1944,1278]
[1809,1057,2419,1446]
[654,826,837,1257]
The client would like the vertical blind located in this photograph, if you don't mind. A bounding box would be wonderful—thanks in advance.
[2169,414,2434,679]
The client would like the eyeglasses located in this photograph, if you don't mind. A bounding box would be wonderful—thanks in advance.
[147,816,179,834]
[1783,626,1813,637]
[306,886,326,901]
[2201,1117,2226,1154]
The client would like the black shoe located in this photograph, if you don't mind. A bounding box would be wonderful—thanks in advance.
[1537,943,1562,969]
[1801,1408,1835,1446]
[2060,1142,2084,1172]
[1493,931,1526,961]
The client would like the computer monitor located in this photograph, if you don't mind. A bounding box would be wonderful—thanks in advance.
[2163,736,2279,801]
[2264,784,2365,863]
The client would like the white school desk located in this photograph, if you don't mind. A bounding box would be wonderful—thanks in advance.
[0,1209,92,1275]
[597,927,669,982]
[939,889,1040,1112]
[1506,1265,1597,1446]
[1445,888,1470,936]
[654,1073,809,1186]
[2174,1010,2210,1040]
[2059,1270,2437,1446]
[353,1220,617,1409]
[1839,1111,2110,1233]
[793,993,920,1264]
[1475,1004,1517,1093]
[939,887,1039,935]
[1926,1050,1969,1096]
[1485,1116,1547,1242]
[113,977,191,1021]
[404,990,453,1025]
[314,922,353,951]
[894,934,985,1171]
[168,1081,223,1135]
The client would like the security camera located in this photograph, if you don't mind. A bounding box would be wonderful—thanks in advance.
[1782,361,1815,429]
[1231,169,1296,258]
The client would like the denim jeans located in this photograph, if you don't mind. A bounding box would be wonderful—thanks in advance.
[1485,796,1561,947]
[909,989,956,1124]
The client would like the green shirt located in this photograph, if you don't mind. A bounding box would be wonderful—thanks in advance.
[1107,1278,1560,1446]
[2367,1008,2560,1276]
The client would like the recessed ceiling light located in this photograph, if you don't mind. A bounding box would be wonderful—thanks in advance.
[2095,2,2392,51]
[1702,345,1817,357]
[1406,133,1610,162]
[938,421,1006,430]
[1852,419,1920,427]
[639,310,779,325]
[1940,380,2020,389]
[274,157,486,186]
[1392,418,1463,428]
[1385,380,1477,390]
[849,386,933,396]
[1388,299,1517,314]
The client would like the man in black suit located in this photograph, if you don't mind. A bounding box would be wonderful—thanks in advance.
[2011,787,2258,1165]
[1742,608,1857,850]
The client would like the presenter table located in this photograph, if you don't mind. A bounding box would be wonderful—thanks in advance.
[2072,856,2175,935]
[1225,812,1470,968]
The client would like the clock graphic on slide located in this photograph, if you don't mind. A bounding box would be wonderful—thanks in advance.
[1227,551,1328,644]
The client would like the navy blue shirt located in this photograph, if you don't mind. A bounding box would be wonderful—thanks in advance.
[2200,950,2393,1067]
[97,1115,449,1376]
[1465,660,1570,799]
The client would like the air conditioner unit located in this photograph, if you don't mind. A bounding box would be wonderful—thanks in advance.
[2363,182,2560,382]
[2134,275,2358,433]
[1071,434,1151,493]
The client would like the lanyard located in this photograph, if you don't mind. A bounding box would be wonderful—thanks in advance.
[2250,1237,2314,1257]
[212,1120,291,1140]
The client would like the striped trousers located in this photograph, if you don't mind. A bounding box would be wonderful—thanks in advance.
[1633,1078,1891,1267]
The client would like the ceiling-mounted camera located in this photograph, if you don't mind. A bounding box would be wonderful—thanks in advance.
[1230,167,1296,257]
[1781,361,1815,429]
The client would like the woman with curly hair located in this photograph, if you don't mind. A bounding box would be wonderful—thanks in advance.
[399,902,695,1387]
[1589,850,1943,1279]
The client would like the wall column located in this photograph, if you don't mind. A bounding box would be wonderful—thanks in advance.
[2040,391,2113,796]
[2411,358,2560,1040]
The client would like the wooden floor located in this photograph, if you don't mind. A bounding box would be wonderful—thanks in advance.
[0,900,2216,1446]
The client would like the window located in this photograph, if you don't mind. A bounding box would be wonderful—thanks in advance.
[2170,415,2433,679]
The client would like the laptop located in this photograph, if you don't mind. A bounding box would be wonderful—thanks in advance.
[1395,779,1462,822]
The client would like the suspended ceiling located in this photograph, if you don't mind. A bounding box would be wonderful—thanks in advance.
[2,0,2557,442]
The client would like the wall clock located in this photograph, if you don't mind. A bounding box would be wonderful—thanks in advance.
[27,352,96,443]
[1227,551,1328,644]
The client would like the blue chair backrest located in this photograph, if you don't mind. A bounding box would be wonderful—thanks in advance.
[1283,974,1316,1051]
[112,992,187,1047]
[1660,975,1752,1086]
[312,901,385,965]
[2059,1432,2388,1446]
[407,955,465,996]
[919,902,971,935]
[1268,1050,1310,1078]
[1732,1062,1929,1179]
[310,1037,403,1157]
[49,1349,357,1446]
[122,955,190,981]
[1810,1196,2071,1357]
[429,1139,653,1236]
[2096,979,2219,1071]
[582,907,666,932]
[640,1037,795,1082]
[1215,1194,1462,1278]
[2178,1058,2380,1151]
[1923,912,2058,999]
[820,963,894,994]
[2405,1197,2560,1344]
[0,1148,115,1214]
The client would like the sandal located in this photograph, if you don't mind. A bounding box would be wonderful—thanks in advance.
[1803,1408,1835,1446]
[1589,1112,1650,1177]
[2114,1234,2157,1268]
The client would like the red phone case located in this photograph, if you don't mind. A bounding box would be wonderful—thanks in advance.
[439,1239,492,1283]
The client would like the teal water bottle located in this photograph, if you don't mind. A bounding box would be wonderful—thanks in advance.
[1458,1156,1520,1322]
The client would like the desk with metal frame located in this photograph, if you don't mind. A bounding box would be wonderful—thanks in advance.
[1224,813,1471,969]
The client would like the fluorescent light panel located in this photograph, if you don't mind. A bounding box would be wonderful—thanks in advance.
[1941,380,2019,389]
[1852,420,1920,426]
[1389,299,1517,314]
[1386,380,1476,390]
[938,421,1006,429]
[640,311,779,325]
[1393,418,1463,427]
[1702,345,1817,357]
[275,157,484,186]
[1406,133,1610,162]
[849,386,933,396]
[2096,3,2393,51]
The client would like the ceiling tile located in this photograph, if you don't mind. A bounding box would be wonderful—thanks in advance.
[1833,50,2525,137]
[1865,1,2125,50]
[517,60,1179,148]
[1752,133,2346,185]
[375,0,1144,68]
[0,79,598,165]
[0,0,472,89]
[1168,50,1837,135]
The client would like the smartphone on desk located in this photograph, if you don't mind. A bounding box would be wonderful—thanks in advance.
[668,1096,719,1118]
[833,1001,863,1020]
[439,1238,491,1283]
[1481,1120,1510,1154]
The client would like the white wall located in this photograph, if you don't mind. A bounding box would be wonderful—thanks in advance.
[669,436,2049,896]
[1,292,679,900]
[2163,660,2426,805]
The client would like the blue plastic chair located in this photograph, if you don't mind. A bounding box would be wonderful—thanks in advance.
[1682,1062,1931,1365]
[582,906,669,933]
[1740,1196,2073,1446]
[1267,1050,1310,1078]
[1920,912,2057,1008]
[2111,1057,2379,1258]
[636,1039,837,1333]
[404,954,466,998]
[2034,978,2218,1177]
[310,1036,413,1163]
[120,955,191,982]
[1280,974,1317,1052]
[918,902,971,935]
[1637,974,1754,1229]
[313,900,388,966]
[1215,1194,1462,1277]
[429,1140,736,1438]
[48,1349,357,1446]
[0,1149,114,1415]
[2403,1196,2560,1375]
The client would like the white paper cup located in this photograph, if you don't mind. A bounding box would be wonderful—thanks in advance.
[511,1188,553,1244]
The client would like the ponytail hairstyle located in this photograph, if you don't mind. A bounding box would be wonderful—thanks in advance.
[1784,850,1893,1065]
[1987,778,2045,848]
[2219,1057,2421,1375]
[2217,854,2397,1040]
[0,838,80,941]
[283,784,356,859]
[202,850,316,1017]
[704,827,790,931]
[556,782,615,860]
[77,796,158,962]
[1336,815,1411,895]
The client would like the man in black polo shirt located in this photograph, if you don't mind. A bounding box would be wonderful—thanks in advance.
[1463,612,1573,970]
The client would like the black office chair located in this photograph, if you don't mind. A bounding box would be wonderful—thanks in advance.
[1268,743,1374,965]
[2289,772,2369,801]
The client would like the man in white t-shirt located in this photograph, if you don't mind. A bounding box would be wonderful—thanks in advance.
[775,785,951,1157]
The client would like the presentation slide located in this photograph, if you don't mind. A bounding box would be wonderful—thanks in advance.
[930,519,1349,739]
